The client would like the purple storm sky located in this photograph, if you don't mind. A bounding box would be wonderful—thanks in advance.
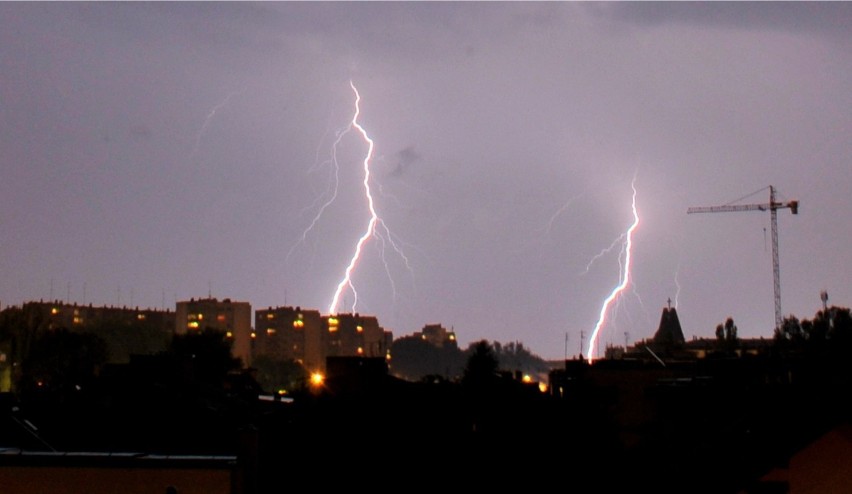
[2,2,851,360]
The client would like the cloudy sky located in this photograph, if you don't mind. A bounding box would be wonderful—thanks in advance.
[2,2,851,360]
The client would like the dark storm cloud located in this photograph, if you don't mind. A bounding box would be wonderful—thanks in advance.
[590,2,852,38]
[388,145,420,178]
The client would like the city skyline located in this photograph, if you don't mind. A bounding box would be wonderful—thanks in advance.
[2,3,851,360]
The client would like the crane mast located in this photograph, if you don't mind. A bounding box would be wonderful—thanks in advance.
[687,185,799,332]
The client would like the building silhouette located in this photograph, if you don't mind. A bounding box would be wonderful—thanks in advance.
[417,323,458,349]
[253,307,393,374]
[0,300,174,391]
[323,312,391,364]
[12,299,174,334]
[254,306,323,373]
[175,297,252,367]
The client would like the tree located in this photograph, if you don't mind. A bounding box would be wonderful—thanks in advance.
[828,306,852,344]
[489,340,550,379]
[251,355,308,394]
[715,317,739,352]
[462,340,499,387]
[169,329,241,387]
[85,317,171,364]
[725,317,738,341]
[20,328,108,397]
[775,315,804,343]
[390,335,464,381]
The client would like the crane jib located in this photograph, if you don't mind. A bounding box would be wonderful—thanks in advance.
[687,185,798,332]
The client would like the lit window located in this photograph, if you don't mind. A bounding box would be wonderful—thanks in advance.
[197,313,204,320]
[188,314,197,321]
[137,314,146,320]
[356,325,363,333]
[266,313,275,320]
[250,332,256,339]
[226,331,233,338]
[522,374,532,383]
[266,328,276,335]
[188,321,200,329]
[310,373,324,386]
[449,334,456,341]
[73,317,83,325]
[51,307,59,315]
[217,314,226,322]
[357,347,363,355]
[293,320,304,329]
[328,317,338,332]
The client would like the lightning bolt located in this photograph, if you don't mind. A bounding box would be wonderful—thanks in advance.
[546,192,586,236]
[328,81,409,315]
[674,260,682,309]
[284,125,347,265]
[587,179,640,363]
[582,232,626,276]
[190,87,246,162]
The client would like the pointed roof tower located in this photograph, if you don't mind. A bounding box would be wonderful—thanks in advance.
[653,303,685,348]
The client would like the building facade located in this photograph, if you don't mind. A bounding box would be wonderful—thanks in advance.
[252,308,392,374]
[254,306,324,373]
[324,313,391,363]
[175,297,252,367]
[0,300,176,392]
[417,323,458,349]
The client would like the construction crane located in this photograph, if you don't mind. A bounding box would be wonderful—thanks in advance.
[687,185,799,332]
